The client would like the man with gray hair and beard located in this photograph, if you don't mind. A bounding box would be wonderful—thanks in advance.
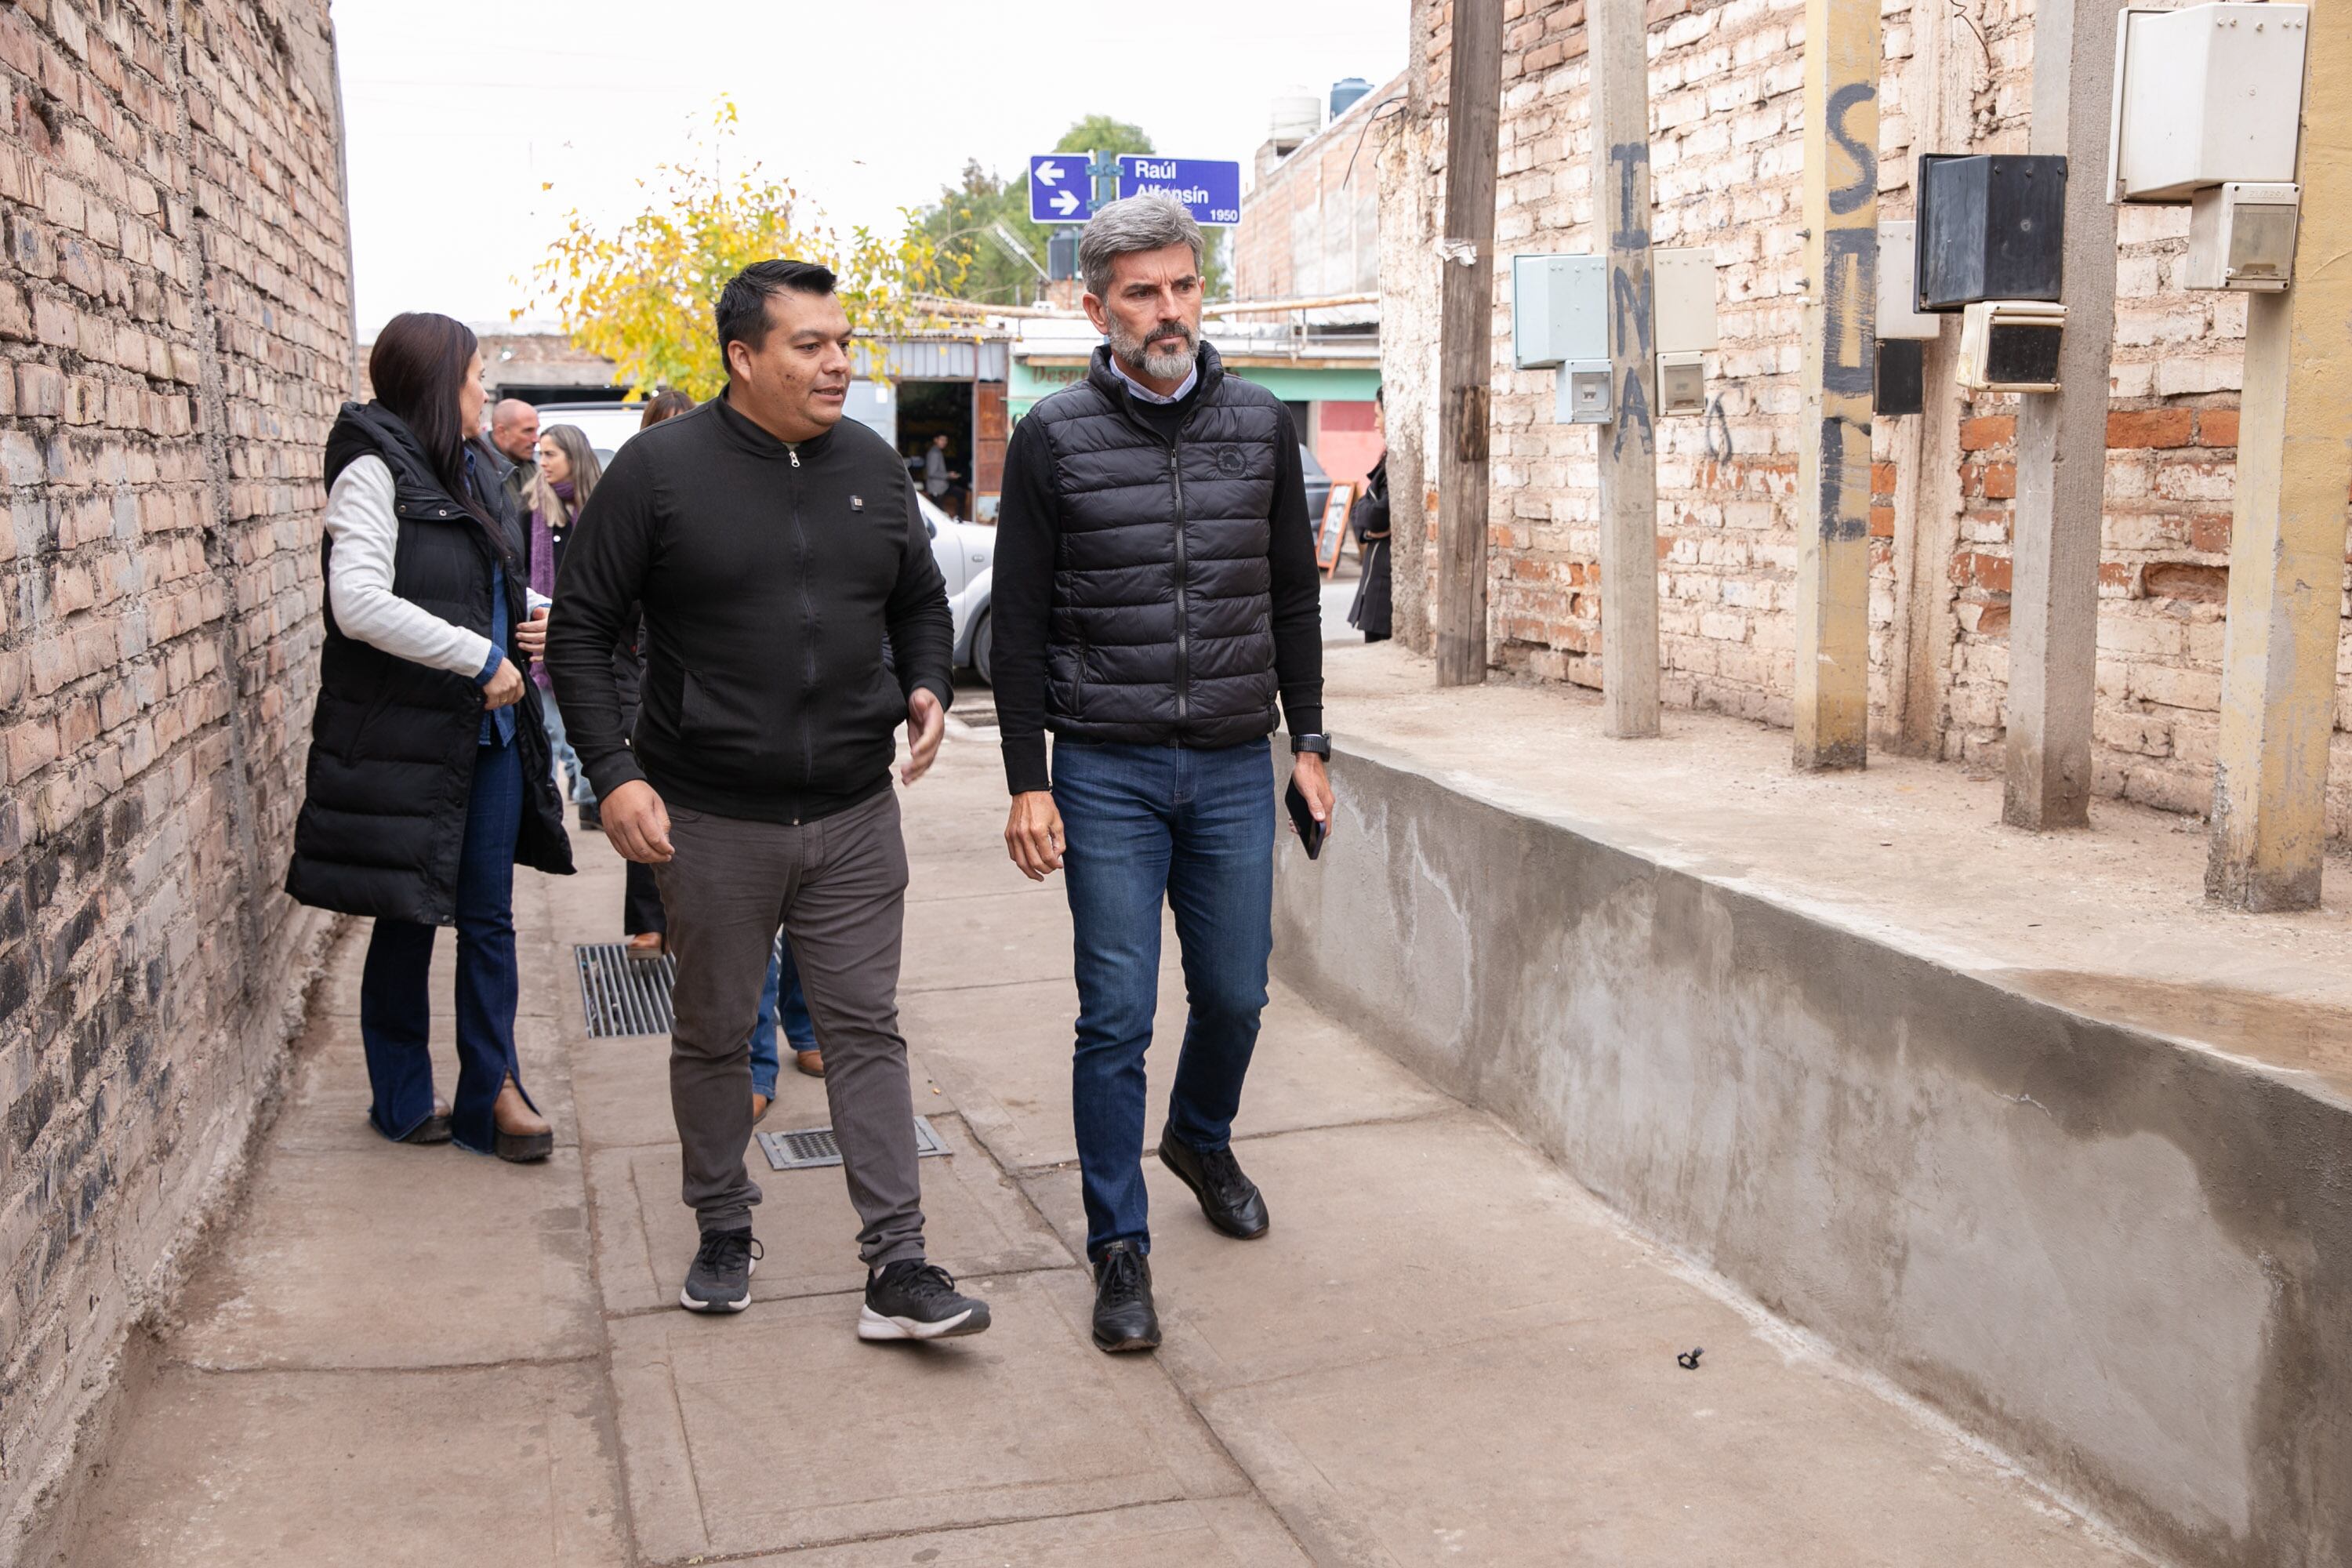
[992,191,1334,1354]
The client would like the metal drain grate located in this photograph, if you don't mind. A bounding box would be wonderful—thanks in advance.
[758,1116,951,1171]
[575,943,678,1037]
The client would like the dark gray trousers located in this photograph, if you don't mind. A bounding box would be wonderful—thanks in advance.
[654,789,924,1267]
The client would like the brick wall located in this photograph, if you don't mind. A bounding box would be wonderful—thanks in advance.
[1234,74,1403,302]
[1382,0,2352,840]
[0,0,350,1547]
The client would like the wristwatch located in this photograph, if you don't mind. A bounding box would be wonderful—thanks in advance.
[1290,732,1331,757]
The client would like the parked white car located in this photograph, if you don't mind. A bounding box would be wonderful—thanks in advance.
[530,403,998,684]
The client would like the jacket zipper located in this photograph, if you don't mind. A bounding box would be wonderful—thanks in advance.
[1168,437,1190,727]
[786,442,814,814]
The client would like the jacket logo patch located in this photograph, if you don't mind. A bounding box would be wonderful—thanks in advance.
[850,494,865,511]
[1214,447,1245,477]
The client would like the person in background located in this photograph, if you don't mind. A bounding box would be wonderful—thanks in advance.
[489,398,539,518]
[549,260,985,1336]
[1347,384,1392,644]
[525,423,604,829]
[748,929,824,1125]
[285,312,572,1162]
[616,390,695,958]
[995,194,1332,1355]
[923,433,962,519]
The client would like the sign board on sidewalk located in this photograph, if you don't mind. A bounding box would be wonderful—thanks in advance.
[1117,156,1243,226]
[1317,481,1356,578]
[1026,155,1094,223]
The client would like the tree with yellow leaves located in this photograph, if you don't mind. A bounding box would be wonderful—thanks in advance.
[522,100,964,401]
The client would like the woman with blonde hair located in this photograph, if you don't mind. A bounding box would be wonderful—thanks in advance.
[525,423,604,824]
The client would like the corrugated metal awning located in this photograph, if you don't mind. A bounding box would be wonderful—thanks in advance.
[852,339,1009,380]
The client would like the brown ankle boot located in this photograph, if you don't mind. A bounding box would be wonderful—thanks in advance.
[492,1076,552,1163]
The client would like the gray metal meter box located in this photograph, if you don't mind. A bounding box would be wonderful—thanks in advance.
[1875,220,1942,339]
[1916,154,2067,310]
[1955,300,2067,394]
[2185,181,2299,289]
[2109,4,2307,203]
[1555,365,1614,425]
[1511,253,1607,370]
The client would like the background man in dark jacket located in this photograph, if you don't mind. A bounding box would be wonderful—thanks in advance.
[994,193,1334,1355]
[547,260,989,1339]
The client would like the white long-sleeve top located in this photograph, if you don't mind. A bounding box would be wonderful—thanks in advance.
[322,455,498,677]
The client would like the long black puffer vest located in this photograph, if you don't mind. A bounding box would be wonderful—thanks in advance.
[1029,342,1283,748]
[284,402,572,924]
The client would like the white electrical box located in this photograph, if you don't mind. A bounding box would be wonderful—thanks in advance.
[2186,181,2299,289]
[1511,253,1608,369]
[1652,248,1719,354]
[1657,352,1706,416]
[1956,301,2067,394]
[2109,3,2307,203]
[1875,220,1942,339]
[1556,363,1613,424]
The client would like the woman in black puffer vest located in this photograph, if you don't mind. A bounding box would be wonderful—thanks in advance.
[285,313,573,1161]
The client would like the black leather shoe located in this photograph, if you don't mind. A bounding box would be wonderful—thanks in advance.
[1157,1131,1269,1240]
[1091,1240,1160,1353]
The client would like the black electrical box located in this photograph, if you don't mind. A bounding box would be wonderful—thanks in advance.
[1875,339,1925,417]
[1984,319,2063,387]
[1915,154,2066,311]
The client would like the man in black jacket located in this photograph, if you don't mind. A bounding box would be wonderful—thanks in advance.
[995,194,1334,1355]
[548,260,988,1339]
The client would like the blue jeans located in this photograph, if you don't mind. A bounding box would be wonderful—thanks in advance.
[539,686,594,805]
[358,739,538,1152]
[1053,738,1276,1258]
[746,929,818,1098]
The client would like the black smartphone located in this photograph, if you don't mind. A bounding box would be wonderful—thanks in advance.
[1285,778,1327,860]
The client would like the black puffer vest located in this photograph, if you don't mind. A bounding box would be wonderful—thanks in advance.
[1029,342,1283,748]
[285,402,572,925]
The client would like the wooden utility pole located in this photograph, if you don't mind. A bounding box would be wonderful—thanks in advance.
[1791,0,1879,769]
[1592,0,1662,737]
[2003,0,2118,829]
[1435,0,1504,688]
[2209,8,2351,911]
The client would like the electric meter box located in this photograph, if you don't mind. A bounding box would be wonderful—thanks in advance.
[1916,154,2067,310]
[2185,180,2299,289]
[1512,253,1608,370]
[1652,248,1719,354]
[1876,221,1942,339]
[1876,339,1926,417]
[1657,353,1706,416]
[1555,364,1613,425]
[1955,300,2067,394]
[2108,4,2307,203]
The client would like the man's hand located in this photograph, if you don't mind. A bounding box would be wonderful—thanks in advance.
[599,779,673,864]
[482,658,526,710]
[1005,790,1065,880]
[1290,753,1335,840]
[517,605,548,661]
[901,687,946,785]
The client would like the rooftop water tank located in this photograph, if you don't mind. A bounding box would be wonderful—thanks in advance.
[1269,86,1320,144]
[1331,77,1373,119]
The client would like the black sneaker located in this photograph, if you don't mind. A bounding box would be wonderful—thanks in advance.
[679,1227,760,1313]
[858,1261,991,1341]
[1157,1131,1270,1240]
[1091,1240,1160,1353]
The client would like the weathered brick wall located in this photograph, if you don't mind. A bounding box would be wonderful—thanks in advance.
[1385,0,2352,840]
[1235,75,1400,302]
[0,0,349,1545]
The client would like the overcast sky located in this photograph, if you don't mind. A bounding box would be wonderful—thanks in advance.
[331,0,1407,338]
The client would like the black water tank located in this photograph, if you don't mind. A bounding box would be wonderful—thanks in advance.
[1331,77,1373,119]
[1047,228,1080,281]
[1915,154,2066,311]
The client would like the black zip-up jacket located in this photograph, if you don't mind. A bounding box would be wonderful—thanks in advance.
[546,396,953,825]
[992,342,1324,794]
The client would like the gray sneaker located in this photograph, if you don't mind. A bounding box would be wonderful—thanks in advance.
[680,1227,760,1313]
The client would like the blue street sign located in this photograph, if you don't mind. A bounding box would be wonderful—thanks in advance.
[1026,155,1094,224]
[1117,156,1243,226]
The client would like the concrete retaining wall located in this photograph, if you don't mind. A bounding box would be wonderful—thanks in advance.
[1272,745,2352,1568]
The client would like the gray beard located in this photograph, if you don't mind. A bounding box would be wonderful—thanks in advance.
[1109,320,1196,382]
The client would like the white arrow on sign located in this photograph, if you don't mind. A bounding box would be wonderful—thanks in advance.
[1036,161,1064,187]
[1051,188,1081,216]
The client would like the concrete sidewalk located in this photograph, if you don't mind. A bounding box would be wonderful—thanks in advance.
[60,728,2150,1566]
